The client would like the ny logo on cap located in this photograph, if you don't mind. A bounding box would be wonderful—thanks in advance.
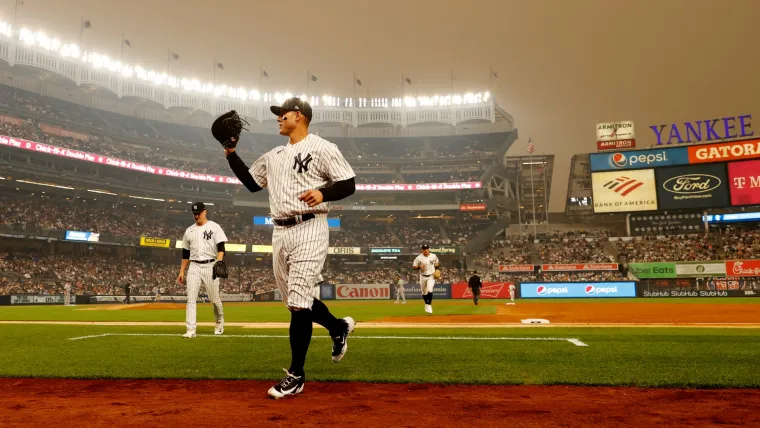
[293,153,313,174]
[203,230,213,240]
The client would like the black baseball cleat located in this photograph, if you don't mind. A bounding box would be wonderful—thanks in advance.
[331,316,356,363]
[267,369,305,399]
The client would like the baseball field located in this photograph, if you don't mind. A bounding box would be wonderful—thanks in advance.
[1,298,759,427]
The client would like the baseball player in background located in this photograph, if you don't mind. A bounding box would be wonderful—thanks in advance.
[176,202,227,338]
[395,273,406,304]
[507,283,516,305]
[218,98,357,399]
[64,281,72,306]
[154,285,161,303]
[413,244,439,314]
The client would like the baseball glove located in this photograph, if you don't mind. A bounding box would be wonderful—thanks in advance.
[212,260,229,280]
[211,110,250,149]
[433,270,441,279]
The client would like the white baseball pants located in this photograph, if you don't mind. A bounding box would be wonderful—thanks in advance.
[186,262,224,332]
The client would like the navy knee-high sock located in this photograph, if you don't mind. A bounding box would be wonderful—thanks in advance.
[289,309,313,377]
[311,298,342,335]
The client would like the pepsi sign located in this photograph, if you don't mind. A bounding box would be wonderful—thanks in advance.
[521,282,637,298]
[589,147,689,172]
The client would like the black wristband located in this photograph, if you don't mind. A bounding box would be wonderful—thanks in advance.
[226,151,263,193]
[320,177,356,202]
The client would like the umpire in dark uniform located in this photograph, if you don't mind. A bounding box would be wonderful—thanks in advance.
[467,271,482,305]
[123,280,131,304]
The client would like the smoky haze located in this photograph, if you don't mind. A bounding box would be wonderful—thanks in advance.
[4,0,758,212]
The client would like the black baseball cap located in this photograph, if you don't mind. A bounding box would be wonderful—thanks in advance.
[270,97,313,121]
[191,202,206,214]
[421,244,430,250]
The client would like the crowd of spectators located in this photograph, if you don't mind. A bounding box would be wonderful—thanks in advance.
[721,225,760,260]
[536,234,611,263]
[616,234,717,262]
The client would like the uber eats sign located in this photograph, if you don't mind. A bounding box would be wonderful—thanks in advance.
[628,262,676,278]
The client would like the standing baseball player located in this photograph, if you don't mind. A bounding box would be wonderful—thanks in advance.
[176,202,228,338]
[394,273,406,304]
[215,99,356,399]
[63,281,72,306]
[467,270,482,305]
[507,283,516,305]
[413,244,439,314]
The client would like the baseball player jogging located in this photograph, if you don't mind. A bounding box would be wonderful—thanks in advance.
[395,273,406,304]
[176,202,228,338]
[467,271,482,305]
[214,98,357,399]
[413,244,440,314]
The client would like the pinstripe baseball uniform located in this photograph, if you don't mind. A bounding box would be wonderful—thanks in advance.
[395,278,406,303]
[413,253,439,294]
[182,220,227,332]
[249,134,355,309]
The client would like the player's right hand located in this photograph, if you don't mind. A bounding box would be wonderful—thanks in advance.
[177,272,184,285]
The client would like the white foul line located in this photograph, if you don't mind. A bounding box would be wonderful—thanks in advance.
[68,333,588,347]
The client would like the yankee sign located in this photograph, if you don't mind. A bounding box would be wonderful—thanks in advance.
[650,114,753,145]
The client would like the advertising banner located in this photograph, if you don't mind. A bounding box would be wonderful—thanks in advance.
[225,243,247,253]
[655,164,729,210]
[675,262,726,277]
[704,278,742,291]
[597,139,636,151]
[459,203,487,211]
[597,121,635,141]
[628,262,676,278]
[727,159,760,206]
[451,282,514,299]
[638,289,733,298]
[335,284,390,300]
[520,282,637,298]
[319,284,335,300]
[250,245,274,253]
[356,182,482,191]
[725,260,760,277]
[139,237,171,248]
[64,230,100,242]
[589,147,689,172]
[498,265,535,273]
[428,246,458,255]
[393,283,452,300]
[688,138,760,164]
[11,295,65,305]
[369,247,403,254]
[541,263,618,272]
[328,247,362,255]
[592,169,658,213]
[628,212,704,236]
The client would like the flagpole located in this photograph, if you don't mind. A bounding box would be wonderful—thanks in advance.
[401,72,405,96]
[259,66,263,92]
[121,32,124,63]
[213,56,216,84]
[489,65,492,94]
[79,16,83,47]
[167,48,170,72]
[450,70,455,93]
[542,159,549,234]
[516,164,522,236]
[530,153,537,236]
[353,72,356,98]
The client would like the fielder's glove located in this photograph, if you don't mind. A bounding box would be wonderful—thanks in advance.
[433,270,441,279]
[211,110,250,149]
[212,260,229,280]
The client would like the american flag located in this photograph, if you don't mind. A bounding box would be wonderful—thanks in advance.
[527,138,534,155]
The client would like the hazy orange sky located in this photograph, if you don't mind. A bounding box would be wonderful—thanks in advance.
[2,0,758,212]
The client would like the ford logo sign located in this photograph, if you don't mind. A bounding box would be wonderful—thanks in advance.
[662,174,720,194]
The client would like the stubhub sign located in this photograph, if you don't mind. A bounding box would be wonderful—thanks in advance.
[520,282,637,298]
[589,147,689,172]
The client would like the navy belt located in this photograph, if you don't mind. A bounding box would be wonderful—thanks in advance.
[422,274,432,277]
[273,213,315,227]
[191,259,215,264]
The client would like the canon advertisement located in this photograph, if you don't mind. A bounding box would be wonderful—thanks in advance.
[589,147,689,172]
[655,163,729,210]
[520,282,637,298]
[728,159,760,206]
[592,169,658,213]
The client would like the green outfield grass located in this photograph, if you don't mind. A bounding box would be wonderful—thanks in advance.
[0,298,757,323]
[0,324,758,388]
